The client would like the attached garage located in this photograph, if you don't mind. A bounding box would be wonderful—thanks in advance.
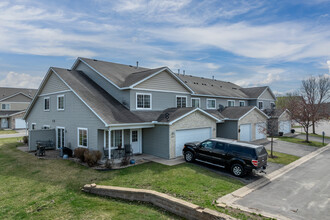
[217,106,269,142]
[15,118,26,129]
[175,127,212,157]
[264,109,292,135]
[279,121,291,134]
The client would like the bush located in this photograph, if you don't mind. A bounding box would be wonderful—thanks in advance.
[121,155,130,166]
[105,159,114,169]
[84,150,102,167]
[22,136,28,144]
[74,147,88,162]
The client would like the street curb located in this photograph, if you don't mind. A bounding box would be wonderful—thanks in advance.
[216,144,330,220]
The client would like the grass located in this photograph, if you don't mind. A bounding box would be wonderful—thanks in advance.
[278,136,327,147]
[0,130,17,134]
[0,137,248,219]
[298,132,330,139]
[266,150,300,165]
[292,125,302,128]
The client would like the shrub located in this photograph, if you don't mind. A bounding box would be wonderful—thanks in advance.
[121,155,130,166]
[105,159,114,169]
[22,136,28,144]
[84,150,102,167]
[74,147,88,162]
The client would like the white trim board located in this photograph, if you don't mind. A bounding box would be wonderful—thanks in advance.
[238,106,269,121]
[0,92,33,102]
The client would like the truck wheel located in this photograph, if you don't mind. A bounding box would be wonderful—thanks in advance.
[231,163,244,177]
[184,151,195,162]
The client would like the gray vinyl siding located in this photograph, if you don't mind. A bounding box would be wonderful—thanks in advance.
[257,99,274,110]
[130,90,191,111]
[259,89,275,100]
[2,93,32,102]
[75,62,130,108]
[29,129,56,151]
[0,102,30,111]
[40,72,69,95]
[192,96,247,110]
[26,91,107,152]
[216,121,238,139]
[142,125,169,159]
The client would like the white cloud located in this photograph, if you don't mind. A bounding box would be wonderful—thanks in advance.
[0,72,43,88]
[327,60,330,73]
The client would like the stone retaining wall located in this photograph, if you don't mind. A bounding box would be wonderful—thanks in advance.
[82,184,236,220]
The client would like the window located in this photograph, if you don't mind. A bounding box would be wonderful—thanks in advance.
[42,125,50,129]
[132,130,138,142]
[105,131,109,149]
[227,100,235,107]
[78,128,88,148]
[191,98,200,108]
[44,97,50,111]
[1,104,10,110]
[239,101,245,107]
[176,96,187,108]
[136,93,151,109]
[31,123,36,130]
[201,140,215,149]
[271,102,276,109]
[57,95,65,110]
[207,99,216,109]
[258,101,264,110]
[214,142,226,151]
[111,130,122,148]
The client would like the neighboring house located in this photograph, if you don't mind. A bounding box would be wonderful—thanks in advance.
[24,57,278,159]
[264,109,292,135]
[0,87,37,129]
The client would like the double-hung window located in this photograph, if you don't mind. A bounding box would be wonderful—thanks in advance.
[57,95,65,110]
[207,99,216,109]
[176,96,187,108]
[1,104,10,110]
[258,101,264,110]
[44,97,50,111]
[78,128,88,148]
[191,98,200,108]
[31,123,36,130]
[136,93,151,109]
[227,100,235,107]
[239,101,245,107]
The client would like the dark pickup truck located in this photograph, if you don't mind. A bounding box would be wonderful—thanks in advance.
[182,138,268,177]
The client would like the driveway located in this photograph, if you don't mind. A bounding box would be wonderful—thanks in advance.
[264,139,318,157]
[235,147,330,220]
[0,130,27,138]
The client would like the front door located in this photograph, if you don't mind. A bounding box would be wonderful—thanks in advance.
[1,118,8,128]
[130,129,141,154]
[57,127,65,149]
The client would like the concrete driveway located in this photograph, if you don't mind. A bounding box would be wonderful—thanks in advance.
[235,147,330,220]
[264,139,318,157]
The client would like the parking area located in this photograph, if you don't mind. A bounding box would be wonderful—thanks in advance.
[264,139,318,157]
[236,147,330,220]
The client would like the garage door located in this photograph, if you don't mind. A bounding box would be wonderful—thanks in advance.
[175,127,212,157]
[255,122,266,140]
[279,121,291,134]
[15,118,26,129]
[240,124,251,142]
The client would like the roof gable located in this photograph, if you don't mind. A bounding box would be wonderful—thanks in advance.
[0,92,32,102]
[0,87,36,100]
[221,106,269,120]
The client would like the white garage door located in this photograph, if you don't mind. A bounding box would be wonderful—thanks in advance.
[15,118,26,129]
[175,127,212,157]
[279,121,291,134]
[240,124,251,142]
[255,122,267,140]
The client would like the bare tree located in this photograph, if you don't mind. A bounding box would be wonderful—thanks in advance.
[301,75,330,134]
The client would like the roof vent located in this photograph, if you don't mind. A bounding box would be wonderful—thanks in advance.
[178,69,180,74]
[183,70,185,75]
[93,59,98,61]
[232,87,237,90]
[129,65,133,67]
[212,76,215,80]
[201,77,204,79]
[67,69,71,71]
[136,61,139,68]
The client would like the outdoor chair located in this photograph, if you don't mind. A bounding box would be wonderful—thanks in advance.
[124,144,133,156]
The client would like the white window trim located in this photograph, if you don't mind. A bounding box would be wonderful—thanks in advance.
[56,126,65,149]
[1,103,11,110]
[206,99,216,109]
[57,95,65,111]
[42,125,50,129]
[176,95,187,108]
[136,93,152,110]
[77,127,88,148]
[239,100,245,107]
[227,100,235,107]
[258,101,264,110]
[31,123,36,130]
[44,97,50,111]
[111,129,124,149]
[191,98,200,108]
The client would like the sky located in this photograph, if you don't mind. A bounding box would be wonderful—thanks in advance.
[0,0,329,94]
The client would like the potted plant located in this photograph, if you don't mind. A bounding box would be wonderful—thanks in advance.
[279,132,284,136]
[291,129,295,134]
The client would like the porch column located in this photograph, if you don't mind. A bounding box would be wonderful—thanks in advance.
[108,128,111,159]
[122,130,124,147]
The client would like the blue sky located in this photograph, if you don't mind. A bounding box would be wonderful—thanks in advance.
[0,0,329,94]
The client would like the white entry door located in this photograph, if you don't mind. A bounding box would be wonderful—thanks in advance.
[130,129,142,154]
[1,118,8,128]
[56,127,65,149]
[255,122,266,140]
[240,124,251,142]
[175,127,212,157]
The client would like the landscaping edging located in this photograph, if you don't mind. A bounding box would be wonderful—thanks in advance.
[82,184,236,220]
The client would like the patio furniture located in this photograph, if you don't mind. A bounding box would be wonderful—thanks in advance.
[124,144,133,156]
[35,140,54,156]
[113,148,125,159]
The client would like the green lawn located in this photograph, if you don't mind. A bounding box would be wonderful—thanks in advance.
[292,125,302,128]
[0,130,17,134]
[0,137,245,219]
[278,136,327,147]
[267,150,300,165]
[299,132,330,139]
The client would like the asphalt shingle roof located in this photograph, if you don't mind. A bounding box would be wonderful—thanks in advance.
[239,86,268,99]
[0,87,37,100]
[177,74,249,98]
[0,110,23,117]
[220,106,255,120]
